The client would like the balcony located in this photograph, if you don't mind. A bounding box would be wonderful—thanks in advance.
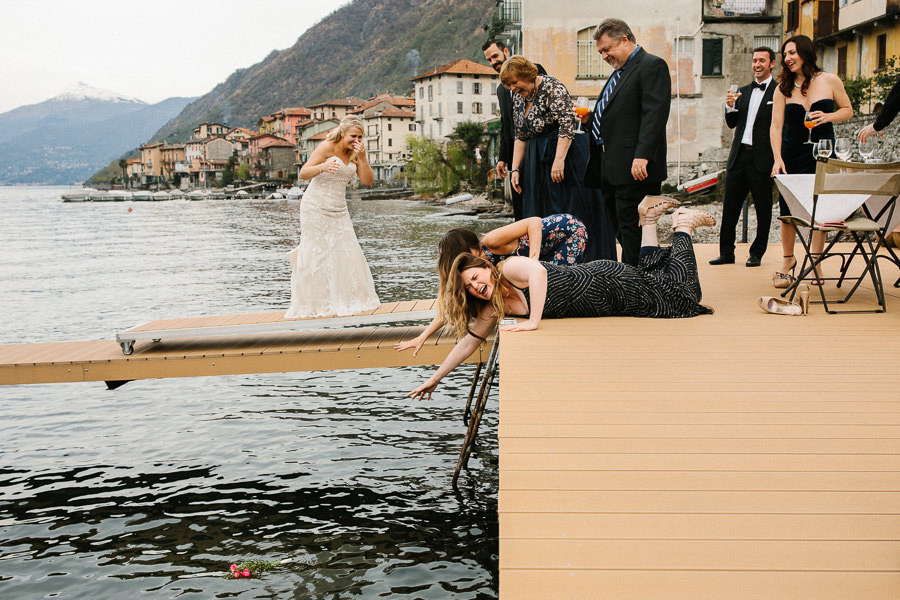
[498,0,521,25]
[703,0,781,21]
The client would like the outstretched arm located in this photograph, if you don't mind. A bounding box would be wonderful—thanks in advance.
[481,217,543,258]
[407,305,496,401]
[394,315,445,357]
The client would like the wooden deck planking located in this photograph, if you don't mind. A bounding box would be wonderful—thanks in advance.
[498,244,900,599]
[0,299,486,385]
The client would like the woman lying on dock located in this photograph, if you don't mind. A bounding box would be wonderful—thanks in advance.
[394,214,587,356]
[407,198,716,401]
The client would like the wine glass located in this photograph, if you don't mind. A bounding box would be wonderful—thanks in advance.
[858,135,876,163]
[573,98,590,134]
[803,110,816,144]
[728,83,740,94]
[815,139,832,160]
[834,137,852,161]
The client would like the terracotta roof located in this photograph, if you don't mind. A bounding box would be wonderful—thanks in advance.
[411,58,497,81]
[261,140,294,148]
[308,98,364,108]
[249,133,289,142]
[280,107,312,116]
[258,115,276,123]
[126,158,142,164]
[308,131,331,140]
[140,142,165,149]
[366,108,416,119]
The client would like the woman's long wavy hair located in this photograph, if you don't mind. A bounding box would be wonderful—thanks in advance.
[778,35,821,98]
[325,115,364,162]
[439,253,506,338]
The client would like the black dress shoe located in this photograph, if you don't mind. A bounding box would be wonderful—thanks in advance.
[746,255,762,267]
[709,254,735,265]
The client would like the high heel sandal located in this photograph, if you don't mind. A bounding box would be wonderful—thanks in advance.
[671,208,716,231]
[773,255,796,289]
[758,296,804,315]
[638,195,680,226]
[798,284,810,315]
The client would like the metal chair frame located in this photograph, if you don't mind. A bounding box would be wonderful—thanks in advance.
[780,158,900,314]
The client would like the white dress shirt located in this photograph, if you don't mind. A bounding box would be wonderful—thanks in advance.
[725,76,772,147]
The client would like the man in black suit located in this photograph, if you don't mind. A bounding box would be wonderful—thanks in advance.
[710,46,777,267]
[483,39,545,221]
[582,18,670,265]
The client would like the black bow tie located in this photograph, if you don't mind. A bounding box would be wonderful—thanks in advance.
[752,81,767,91]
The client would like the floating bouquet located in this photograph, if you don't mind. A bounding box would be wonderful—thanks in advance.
[226,558,292,579]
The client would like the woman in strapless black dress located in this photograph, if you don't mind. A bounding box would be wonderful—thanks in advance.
[770,35,853,287]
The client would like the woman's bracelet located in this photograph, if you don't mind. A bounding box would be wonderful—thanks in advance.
[510,169,519,173]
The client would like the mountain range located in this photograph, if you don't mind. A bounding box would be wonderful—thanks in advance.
[2,0,496,184]
[150,0,496,142]
[0,83,194,184]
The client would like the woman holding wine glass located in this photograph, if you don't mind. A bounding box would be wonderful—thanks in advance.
[769,35,852,287]
[500,55,615,261]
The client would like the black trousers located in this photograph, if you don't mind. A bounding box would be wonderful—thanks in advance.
[601,179,661,266]
[719,147,773,258]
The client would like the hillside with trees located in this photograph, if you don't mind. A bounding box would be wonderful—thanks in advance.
[151,0,496,142]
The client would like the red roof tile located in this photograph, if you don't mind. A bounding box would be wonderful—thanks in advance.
[411,58,497,81]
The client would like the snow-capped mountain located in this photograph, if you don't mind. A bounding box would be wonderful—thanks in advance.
[0,86,194,184]
[50,82,146,105]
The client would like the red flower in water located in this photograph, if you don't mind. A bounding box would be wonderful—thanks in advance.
[242,569,252,578]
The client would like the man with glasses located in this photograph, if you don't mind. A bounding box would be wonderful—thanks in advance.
[582,18,670,265]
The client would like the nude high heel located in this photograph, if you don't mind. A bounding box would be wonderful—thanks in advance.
[798,284,810,315]
[773,255,796,289]
[758,296,803,315]
[638,195,680,226]
[671,208,716,231]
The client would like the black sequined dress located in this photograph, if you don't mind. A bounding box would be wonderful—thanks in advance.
[514,233,711,319]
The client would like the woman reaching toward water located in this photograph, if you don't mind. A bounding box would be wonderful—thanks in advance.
[407,198,715,401]
[285,115,380,318]
[394,213,589,356]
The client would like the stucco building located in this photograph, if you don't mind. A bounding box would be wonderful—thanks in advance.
[785,0,900,92]
[503,0,782,183]
[411,58,500,140]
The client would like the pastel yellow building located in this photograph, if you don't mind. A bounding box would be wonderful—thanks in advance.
[784,0,900,81]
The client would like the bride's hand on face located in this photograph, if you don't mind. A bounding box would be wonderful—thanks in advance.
[351,140,365,155]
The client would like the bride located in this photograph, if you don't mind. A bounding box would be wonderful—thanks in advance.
[285,115,381,318]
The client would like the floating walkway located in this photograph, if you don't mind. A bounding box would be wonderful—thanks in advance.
[497,244,900,599]
[0,299,494,387]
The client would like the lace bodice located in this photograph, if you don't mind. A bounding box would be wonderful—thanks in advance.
[303,159,356,213]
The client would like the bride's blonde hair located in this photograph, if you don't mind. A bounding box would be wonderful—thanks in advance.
[439,253,506,338]
[326,115,364,144]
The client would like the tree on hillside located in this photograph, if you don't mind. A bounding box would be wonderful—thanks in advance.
[118,158,128,188]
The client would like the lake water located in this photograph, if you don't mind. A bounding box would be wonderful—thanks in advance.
[0,186,507,599]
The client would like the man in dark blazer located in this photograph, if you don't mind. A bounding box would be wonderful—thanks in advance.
[483,39,545,221]
[710,46,777,267]
[582,18,670,265]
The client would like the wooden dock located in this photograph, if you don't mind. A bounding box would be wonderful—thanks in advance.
[3,243,900,597]
[498,244,900,599]
[0,299,490,386]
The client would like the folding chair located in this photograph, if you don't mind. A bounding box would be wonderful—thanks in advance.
[779,158,900,313]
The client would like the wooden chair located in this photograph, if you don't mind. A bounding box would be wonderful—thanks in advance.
[779,158,900,313]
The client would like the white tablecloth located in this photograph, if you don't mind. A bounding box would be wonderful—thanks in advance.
[775,174,900,232]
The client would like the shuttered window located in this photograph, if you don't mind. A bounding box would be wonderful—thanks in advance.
[702,38,723,76]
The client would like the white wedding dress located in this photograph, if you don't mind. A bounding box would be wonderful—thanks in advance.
[285,158,380,318]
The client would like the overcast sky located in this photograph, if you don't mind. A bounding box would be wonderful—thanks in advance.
[0,0,345,113]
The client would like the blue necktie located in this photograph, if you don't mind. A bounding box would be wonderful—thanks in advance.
[592,69,622,145]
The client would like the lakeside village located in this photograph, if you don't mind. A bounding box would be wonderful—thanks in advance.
[68,59,508,207]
